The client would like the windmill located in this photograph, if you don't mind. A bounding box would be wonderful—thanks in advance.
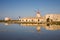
[34,9,41,17]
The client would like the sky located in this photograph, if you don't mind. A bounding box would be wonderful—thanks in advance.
[0,0,60,19]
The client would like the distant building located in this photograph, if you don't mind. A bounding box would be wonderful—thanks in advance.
[19,10,60,23]
[19,10,45,23]
[45,14,60,22]
[5,17,11,21]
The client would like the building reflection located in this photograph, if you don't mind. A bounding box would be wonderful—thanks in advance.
[45,24,60,30]
[4,23,10,26]
[21,23,60,32]
[36,26,41,32]
[20,24,42,32]
[3,22,60,32]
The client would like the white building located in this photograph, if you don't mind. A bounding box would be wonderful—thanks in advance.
[19,11,45,23]
[19,17,44,23]
[5,17,11,21]
[19,10,60,23]
[45,14,60,22]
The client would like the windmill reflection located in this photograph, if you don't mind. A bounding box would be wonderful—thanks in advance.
[20,24,42,32]
[36,26,41,32]
[4,23,60,32]
[21,23,60,31]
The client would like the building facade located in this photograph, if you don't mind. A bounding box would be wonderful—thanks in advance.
[5,17,11,21]
[45,14,60,22]
[19,11,60,23]
[19,11,45,23]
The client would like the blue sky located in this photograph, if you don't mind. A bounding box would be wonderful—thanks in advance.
[0,0,60,19]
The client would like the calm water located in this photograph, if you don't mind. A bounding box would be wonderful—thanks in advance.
[0,23,60,40]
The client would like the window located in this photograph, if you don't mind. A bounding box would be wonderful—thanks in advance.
[47,18,50,22]
[26,19,27,22]
[38,19,39,22]
[32,19,33,22]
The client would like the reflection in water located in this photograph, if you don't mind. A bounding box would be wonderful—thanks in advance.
[0,22,60,40]
[20,23,60,32]
[36,26,41,32]
[4,23,10,25]
[3,23,60,32]
[20,24,45,32]
[45,24,60,30]
[47,23,50,26]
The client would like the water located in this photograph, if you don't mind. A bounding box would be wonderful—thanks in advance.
[0,23,60,40]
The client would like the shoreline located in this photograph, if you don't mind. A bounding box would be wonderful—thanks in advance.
[0,20,60,25]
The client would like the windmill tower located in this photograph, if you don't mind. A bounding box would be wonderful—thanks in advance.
[36,9,41,17]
